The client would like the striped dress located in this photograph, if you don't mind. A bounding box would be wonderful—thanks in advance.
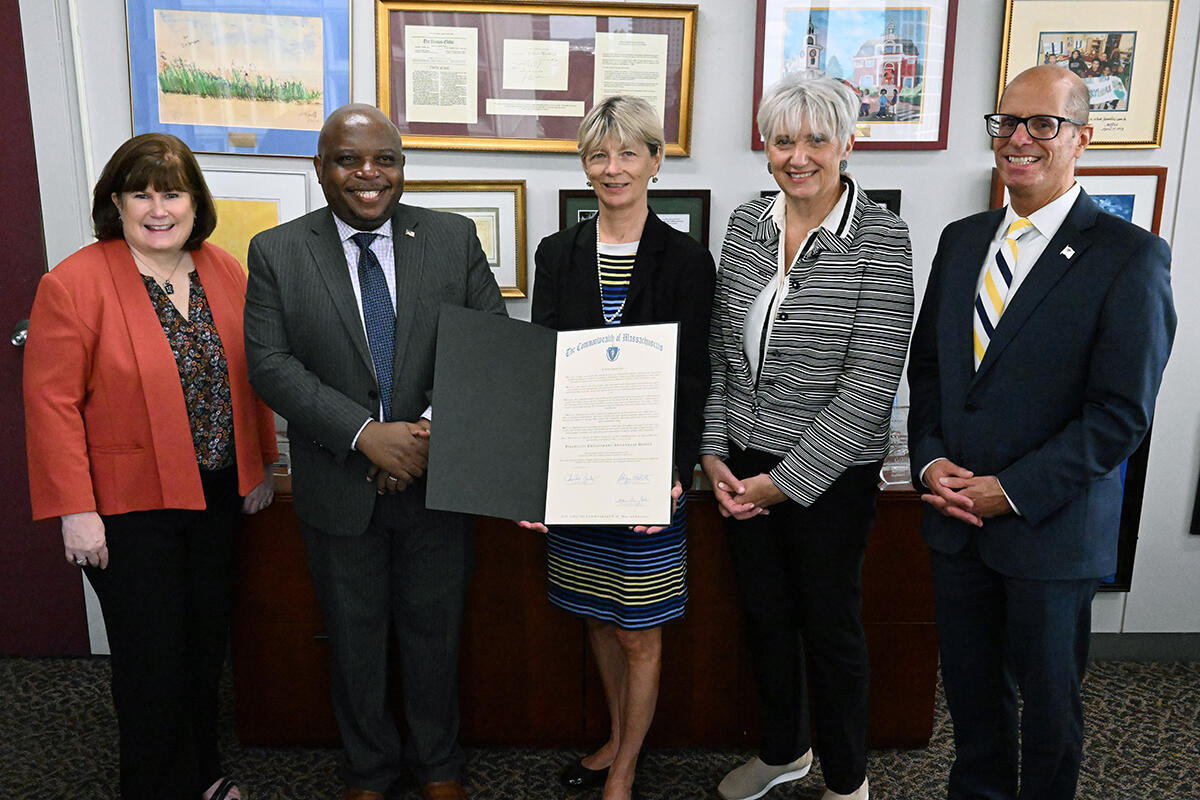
[545,240,689,630]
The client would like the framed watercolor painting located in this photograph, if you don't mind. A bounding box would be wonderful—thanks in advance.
[126,0,351,156]
[989,164,1167,591]
[752,0,958,150]
[403,180,528,298]
[376,1,697,155]
[559,189,711,247]
[997,0,1178,148]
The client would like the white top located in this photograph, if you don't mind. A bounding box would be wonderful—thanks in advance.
[743,187,849,381]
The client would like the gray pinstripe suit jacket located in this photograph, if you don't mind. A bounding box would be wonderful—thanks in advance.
[244,203,507,537]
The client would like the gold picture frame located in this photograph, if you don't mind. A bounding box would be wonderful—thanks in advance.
[376,1,697,155]
[403,180,528,298]
[997,0,1178,148]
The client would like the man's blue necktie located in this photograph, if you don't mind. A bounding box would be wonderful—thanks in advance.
[351,232,395,421]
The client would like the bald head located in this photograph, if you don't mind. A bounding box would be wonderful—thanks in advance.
[1002,65,1091,124]
[314,103,406,230]
[317,103,403,159]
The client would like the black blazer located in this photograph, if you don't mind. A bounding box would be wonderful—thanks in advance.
[533,212,716,489]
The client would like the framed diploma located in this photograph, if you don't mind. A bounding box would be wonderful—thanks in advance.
[997,0,1178,148]
[126,0,352,156]
[752,0,959,150]
[559,189,711,246]
[375,1,698,155]
[427,307,680,526]
[402,180,528,297]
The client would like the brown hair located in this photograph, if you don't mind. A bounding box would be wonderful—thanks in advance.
[91,133,217,249]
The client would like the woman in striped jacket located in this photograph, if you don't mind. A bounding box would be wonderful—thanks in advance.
[701,72,913,800]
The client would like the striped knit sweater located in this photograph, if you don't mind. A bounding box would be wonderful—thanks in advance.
[700,177,914,506]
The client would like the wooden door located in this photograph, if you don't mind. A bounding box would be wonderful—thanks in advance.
[0,0,90,655]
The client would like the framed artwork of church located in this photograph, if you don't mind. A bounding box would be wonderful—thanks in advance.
[752,0,958,150]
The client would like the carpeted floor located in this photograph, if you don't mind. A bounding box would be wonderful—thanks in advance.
[1,658,1197,798]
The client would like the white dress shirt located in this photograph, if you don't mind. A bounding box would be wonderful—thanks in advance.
[921,183,1082,514]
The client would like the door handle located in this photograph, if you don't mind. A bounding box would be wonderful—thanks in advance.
[11,319,28,347]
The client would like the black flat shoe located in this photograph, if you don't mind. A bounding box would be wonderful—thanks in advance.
[560,756,609,789]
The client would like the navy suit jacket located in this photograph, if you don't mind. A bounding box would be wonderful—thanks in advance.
[908,191,1175,580]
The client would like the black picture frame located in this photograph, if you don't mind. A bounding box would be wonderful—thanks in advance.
[559,189,711,247]
[759,188,902,215]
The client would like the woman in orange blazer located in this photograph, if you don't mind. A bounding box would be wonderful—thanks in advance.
[23,134,277,800]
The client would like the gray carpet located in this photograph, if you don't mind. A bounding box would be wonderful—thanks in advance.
[1,658,1197,798]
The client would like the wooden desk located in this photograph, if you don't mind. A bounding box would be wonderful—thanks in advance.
[232,490,936,748]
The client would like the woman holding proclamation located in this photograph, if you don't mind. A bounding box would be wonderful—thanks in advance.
[23,133,277,800]
[701,72,913,800]
[523,96,715,800]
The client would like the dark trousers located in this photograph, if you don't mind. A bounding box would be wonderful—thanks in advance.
[85,466,240,800]
[930,541,1098,800]
[301,481,474,792]
[724,448,881,795]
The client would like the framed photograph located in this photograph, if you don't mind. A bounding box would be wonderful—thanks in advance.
[404,180,528,298]
[752,0,958,150]
[761,187,902,215]
[997,0,1179,148]
[560,189,711,247]
[126,0,352,156]
[202,168,310,271]
[989,166,1166,234]
[376,1,697,155]
[989,164,1167,591]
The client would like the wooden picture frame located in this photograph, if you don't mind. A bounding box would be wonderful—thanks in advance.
[989,164,1168,591]
[376,1,697,155]
[752,0,958,150]
[559,189,711,247]
[403,180,528,298]
[997,0,1178,148]
[126,0,352,156]
[989,166,1166,234]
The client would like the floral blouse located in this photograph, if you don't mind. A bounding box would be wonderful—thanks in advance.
[142,272,235,471]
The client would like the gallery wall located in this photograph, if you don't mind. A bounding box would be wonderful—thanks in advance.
[17,0,1200,642]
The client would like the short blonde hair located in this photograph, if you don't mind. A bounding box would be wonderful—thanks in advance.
[757,70,858,146]
[577,96,665,158]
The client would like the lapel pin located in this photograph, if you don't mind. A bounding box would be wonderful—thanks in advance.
[405,229,416,238]
[1060,245,1075,259]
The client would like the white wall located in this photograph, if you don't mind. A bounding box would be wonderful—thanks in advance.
[19,0,1200,636]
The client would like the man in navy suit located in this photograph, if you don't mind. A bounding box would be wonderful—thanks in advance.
[908,66,1175,798]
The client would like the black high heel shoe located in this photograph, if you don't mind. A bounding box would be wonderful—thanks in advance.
[560,757,609,789]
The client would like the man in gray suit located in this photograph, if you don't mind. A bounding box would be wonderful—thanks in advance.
[245,104,506,800]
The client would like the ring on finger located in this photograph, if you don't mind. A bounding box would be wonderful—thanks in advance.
[387,475,399,483]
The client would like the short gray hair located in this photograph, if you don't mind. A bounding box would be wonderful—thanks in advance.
[577,96,665,158]
[757,70,858,146]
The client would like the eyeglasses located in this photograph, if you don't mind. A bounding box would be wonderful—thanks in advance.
[983,113,1086,140]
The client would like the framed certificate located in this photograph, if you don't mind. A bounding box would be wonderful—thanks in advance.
[752,0,959,150]
[375,1,698,155]
[402,180,528,298]
[997,0,1179,148]
[126,0,352,156]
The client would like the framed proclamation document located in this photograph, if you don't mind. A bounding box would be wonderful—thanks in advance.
[427,307,679,526]
[375,1,698,155]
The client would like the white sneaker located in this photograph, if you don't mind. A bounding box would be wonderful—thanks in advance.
[821,776,869,800]
[717,750,813,800]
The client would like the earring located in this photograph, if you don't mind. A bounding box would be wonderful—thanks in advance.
[586,180,592,187]
[839,159,848,172]
[766,162,773,175]
[651,175,659,183]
